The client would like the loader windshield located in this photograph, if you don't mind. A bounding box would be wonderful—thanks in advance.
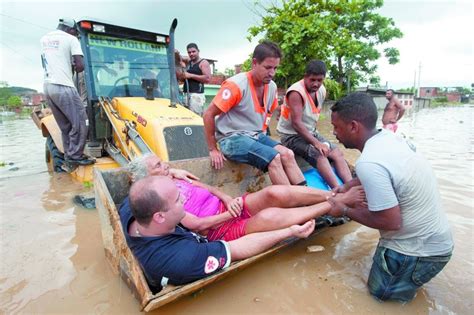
[85,33,171,99]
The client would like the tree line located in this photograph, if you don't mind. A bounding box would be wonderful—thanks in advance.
[0,81,37,110]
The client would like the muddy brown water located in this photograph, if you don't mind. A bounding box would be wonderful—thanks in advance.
[0,105,472,314]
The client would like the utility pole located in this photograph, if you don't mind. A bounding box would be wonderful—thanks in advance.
[417,62,422,97]
[413,70,417,94]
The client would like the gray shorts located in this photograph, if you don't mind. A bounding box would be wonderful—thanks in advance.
[280,132,335,167]
[186,93,206,116]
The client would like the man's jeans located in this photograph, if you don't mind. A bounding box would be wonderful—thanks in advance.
[368,245,452,302]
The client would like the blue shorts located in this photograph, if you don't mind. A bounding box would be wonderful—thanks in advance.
[367,245,452,302]
[218,133,280,171]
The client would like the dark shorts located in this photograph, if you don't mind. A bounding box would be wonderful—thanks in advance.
[218,133,280,171]
[367,245,452,302]
[280,133,335,167]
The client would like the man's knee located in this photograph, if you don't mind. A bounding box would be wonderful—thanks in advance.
[268,154,283,170]
[367,249,419,302]
[329,147,345,161]
[278,147,295,162]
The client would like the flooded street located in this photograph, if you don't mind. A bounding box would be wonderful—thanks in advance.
[0,105,473,314]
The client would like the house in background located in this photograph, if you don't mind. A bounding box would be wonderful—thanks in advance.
[446,92,461,102]
[420,87,440,98]
[21,93,45,106]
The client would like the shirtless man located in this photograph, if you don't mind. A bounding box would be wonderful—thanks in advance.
[382,89,405,133]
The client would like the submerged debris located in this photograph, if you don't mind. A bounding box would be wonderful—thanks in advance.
[73,195,96,209]
[306,245,325,253]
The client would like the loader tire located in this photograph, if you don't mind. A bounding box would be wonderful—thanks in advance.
[45,136,65,173]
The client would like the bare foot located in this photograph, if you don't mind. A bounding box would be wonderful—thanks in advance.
[290,219,315,238]
[337,185,367,209]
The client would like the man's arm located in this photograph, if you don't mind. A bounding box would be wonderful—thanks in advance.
[185,59,211,84]
[287,92,329,157]
[329,197,401,230]
[203,103,227,169]
[180,211,233,232]
[395,98,406,121]
[333,161,402,230]
[192,180,242,217]
[73,55,84,73]
[228,220,315,260]
[169,168,200,183]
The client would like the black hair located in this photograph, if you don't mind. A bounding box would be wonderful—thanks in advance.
[305,60,327,76]
[331,92,378,129]
[386,89,395,93]
[129,178,167,225]
[252,40,282,63]
[186,43,199,51]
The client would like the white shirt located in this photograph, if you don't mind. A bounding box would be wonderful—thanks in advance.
[356,129,453,256]
[40,30,83,87]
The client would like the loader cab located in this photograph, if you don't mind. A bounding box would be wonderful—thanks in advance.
[72,20,196,157]
[75,19,179,145]
[77,19,173,101]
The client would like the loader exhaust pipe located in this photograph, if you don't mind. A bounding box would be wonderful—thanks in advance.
[168,18,179,108]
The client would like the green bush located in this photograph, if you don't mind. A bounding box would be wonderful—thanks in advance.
[324,78,344,100]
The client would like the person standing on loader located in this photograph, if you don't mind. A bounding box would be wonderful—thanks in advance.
[180,43,211,115]
[40,18,95,166]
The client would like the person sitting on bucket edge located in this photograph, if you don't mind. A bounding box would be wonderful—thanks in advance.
[277,60,352,189]
[203,41,306,186]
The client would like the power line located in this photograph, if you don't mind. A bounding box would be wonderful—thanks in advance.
[0,41,38,65]
[0,13,52,31]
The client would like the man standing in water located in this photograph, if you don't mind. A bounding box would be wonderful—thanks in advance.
[181,43,211,115]
[203,41,306,186]
[40,18,94,166]
[329,92,453,302]
[382,89,405,133]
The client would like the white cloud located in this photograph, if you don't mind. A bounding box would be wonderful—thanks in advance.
[376,0,473,88]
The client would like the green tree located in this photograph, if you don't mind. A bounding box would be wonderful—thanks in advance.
[0,87,12,106]
[6,95,22,109]
[247,0,402,89]
[224,68,236,77]
[398,87,416,94]
[324,78,343,100]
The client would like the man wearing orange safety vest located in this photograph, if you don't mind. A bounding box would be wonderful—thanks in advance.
[277,60,352,189]
[203,41,306,186]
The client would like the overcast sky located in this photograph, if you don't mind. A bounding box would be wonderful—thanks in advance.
[0,0,472,92]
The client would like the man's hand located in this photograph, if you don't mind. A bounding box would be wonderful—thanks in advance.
[289,219,315,238]
[225,197,243,217]
[313,142,330,157]
[327,185,367,217]
[210,149,226,170]
[332,184,347,194]
[169,168,200,183]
